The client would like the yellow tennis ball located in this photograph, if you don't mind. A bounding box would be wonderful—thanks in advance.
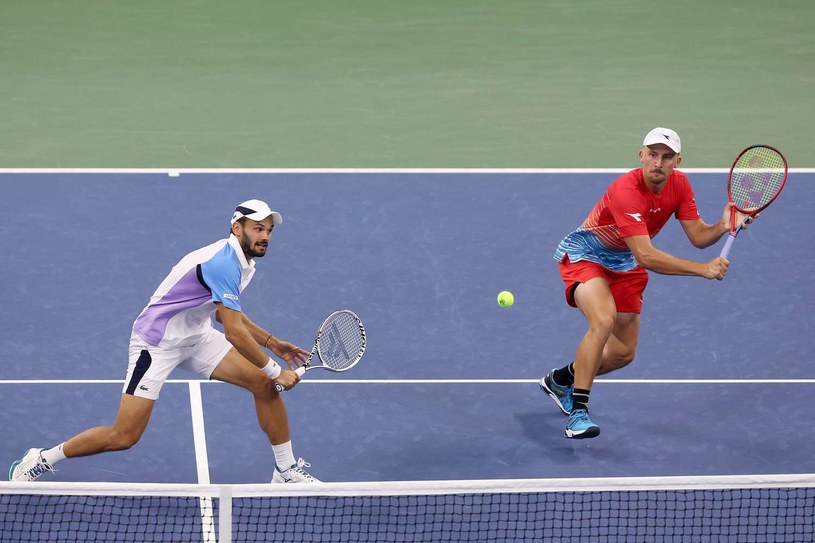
[497,291,514,308]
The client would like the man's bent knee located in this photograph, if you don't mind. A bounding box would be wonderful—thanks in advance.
[243,373,280,400]
[600,348,637,374]
[614,343,636,365]
[614,351,636,370]
[107,429,142,451]
[587,313,617,337]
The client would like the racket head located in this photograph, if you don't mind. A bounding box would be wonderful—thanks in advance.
[313,310,366,372]
[728,144,788,214]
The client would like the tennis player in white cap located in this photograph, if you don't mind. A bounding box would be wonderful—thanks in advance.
[540,128,755,439]
[10,199,319,483]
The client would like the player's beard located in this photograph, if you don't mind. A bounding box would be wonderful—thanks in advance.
[240,236,268,258]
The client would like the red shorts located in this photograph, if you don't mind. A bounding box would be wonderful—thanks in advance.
[558,257,649,314]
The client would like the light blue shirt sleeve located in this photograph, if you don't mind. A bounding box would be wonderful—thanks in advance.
[199,245,243,312]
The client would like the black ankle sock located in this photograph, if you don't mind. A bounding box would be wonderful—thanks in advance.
[572,388,591,412]
[552,362,575,387]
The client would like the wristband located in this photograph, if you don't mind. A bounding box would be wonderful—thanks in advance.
[261,358,281,379]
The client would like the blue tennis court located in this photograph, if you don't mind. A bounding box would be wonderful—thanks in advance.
[1,170,813,487]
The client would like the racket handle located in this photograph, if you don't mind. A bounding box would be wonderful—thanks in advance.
[720,233,736,259]
[720,215,753,260]
[274,366,308,393]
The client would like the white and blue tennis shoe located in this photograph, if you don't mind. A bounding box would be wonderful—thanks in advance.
[565,409,600,439]
[540,368,573,415]
[9,448,54,482]
[272,458,320,483]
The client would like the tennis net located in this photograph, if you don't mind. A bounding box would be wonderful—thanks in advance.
[1,474,814,542]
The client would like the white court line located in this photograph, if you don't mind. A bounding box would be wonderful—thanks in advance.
[275,378,815,385]
[188,382,217,543]
[1,378,814,385]
[1,168,815,174]
[188,382,211,484]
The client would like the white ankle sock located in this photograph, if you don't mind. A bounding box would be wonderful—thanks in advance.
[272,441,295,469]
[41,443,67,466]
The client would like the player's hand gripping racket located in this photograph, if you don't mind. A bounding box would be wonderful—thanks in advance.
[275,310,366,392]
[719,145,787,260]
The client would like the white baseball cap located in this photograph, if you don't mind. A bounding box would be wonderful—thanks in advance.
[643,127,681,154]
[230,199,283,225]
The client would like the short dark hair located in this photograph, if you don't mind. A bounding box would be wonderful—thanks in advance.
[229,217,247,235]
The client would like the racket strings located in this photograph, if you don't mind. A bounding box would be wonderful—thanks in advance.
[317,312,365,370]
[730,148,786,209]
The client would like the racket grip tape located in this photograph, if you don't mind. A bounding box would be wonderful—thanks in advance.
[721,215,753,260]
[720,234,736,259]
[274,366,307,393]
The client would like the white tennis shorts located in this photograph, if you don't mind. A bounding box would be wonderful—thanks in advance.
[122,328,232,400]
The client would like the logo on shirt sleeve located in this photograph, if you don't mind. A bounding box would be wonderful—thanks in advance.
[624,212,644,222]
[223,293,239,301]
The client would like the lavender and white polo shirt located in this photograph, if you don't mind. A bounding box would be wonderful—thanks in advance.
[132,235,255,349]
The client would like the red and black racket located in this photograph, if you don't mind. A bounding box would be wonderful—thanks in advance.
[719,145,788,259]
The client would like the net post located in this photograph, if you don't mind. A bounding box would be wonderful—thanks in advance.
[218,485,233,543]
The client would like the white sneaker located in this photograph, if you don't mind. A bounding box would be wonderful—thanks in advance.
[9,448,54,482]
[271,458,320,483]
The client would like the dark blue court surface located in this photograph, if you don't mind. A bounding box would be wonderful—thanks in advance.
[1,171,813,483]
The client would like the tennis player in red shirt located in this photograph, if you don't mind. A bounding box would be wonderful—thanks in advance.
[540,127,755,439]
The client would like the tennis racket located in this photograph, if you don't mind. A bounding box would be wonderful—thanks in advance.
[719,145,788,259]
[275,310,366,392]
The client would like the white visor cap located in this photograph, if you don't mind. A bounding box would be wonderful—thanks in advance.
[231,199,283,225]
[643,127,681,154]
